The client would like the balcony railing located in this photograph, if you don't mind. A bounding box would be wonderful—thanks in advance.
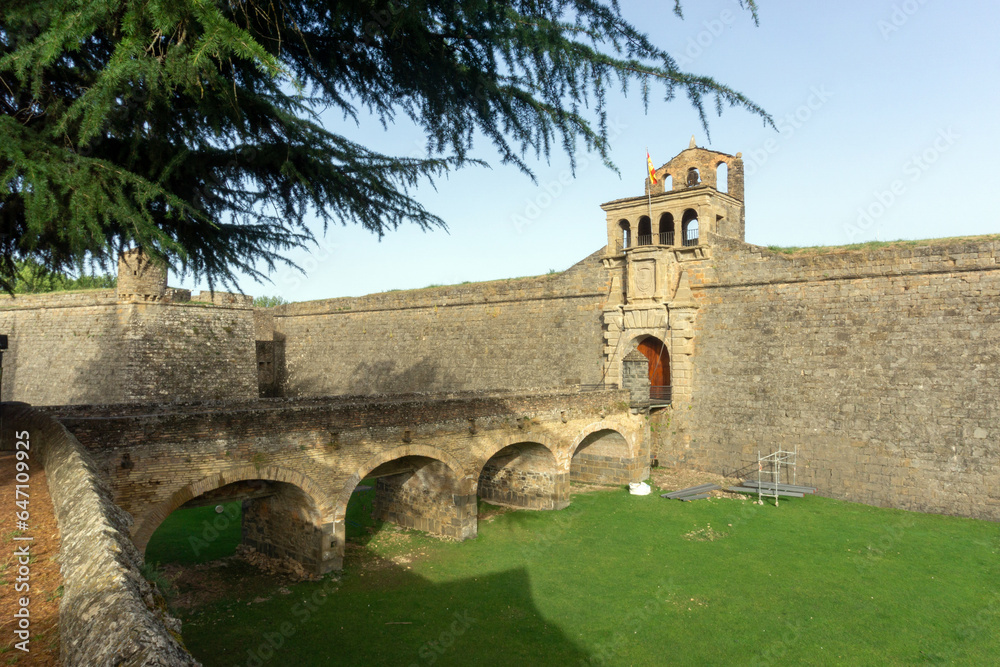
[649,385,672,405]
[616,230,695,253]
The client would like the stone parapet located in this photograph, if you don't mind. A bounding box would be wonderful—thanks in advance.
[1,403,198,666]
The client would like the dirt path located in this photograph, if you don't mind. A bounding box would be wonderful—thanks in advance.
[0,452,61,664]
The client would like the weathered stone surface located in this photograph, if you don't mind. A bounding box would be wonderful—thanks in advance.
[270,249,611,396]
[1,403,198,666]
[45,390,648,573]
[0,294,256,405]
[662,235,1000,521]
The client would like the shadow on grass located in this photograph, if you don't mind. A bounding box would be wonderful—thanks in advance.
[182,548,593,666]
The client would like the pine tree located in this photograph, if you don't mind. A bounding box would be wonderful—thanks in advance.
[0,0,771,293]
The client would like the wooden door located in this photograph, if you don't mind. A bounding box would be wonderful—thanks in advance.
[636,337,670,387]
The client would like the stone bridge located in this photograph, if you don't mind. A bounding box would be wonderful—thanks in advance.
[48,389,648,573]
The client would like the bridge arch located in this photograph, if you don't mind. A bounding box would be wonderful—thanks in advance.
[475,434,562,471]
[570,421,639,460]
[333,445,476,565]
[569,422,643,487]
[474,436,568,511]
[134,464,337,574]
[133,464,330,552]
[335,444,470,515]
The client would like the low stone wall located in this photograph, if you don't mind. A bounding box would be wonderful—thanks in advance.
[1,403,198,666]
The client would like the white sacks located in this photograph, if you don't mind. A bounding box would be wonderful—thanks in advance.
[628,482,651,496]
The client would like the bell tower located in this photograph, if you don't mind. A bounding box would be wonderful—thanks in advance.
[598,138,744,404]
[602,136,745,262]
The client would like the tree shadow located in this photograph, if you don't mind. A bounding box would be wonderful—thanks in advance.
[181,551,594,666]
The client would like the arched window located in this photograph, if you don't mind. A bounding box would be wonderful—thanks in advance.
[686,167,700,187]
[637,216,652,246]
[658,213,675,246]
[682,209,699,246]
[618,219,631,252]
[663,173,673,192]
[716,161,728,193]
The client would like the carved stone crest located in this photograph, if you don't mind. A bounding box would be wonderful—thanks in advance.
[634,261,655,297]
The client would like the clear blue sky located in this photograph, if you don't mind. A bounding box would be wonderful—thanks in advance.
[184,0,1000,302]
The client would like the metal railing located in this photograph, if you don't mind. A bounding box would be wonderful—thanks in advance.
[649,385,672,404]
[616,231,690,252]
[578,383,611,392]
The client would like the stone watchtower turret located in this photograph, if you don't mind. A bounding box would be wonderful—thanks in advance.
[116,248,167,302]
[598,137,744,403]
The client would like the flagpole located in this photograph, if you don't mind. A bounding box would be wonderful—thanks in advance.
[646,147,653,221]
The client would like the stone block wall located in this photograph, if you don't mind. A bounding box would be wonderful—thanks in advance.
[373,460,477,539]
[570,429,637,485]
[0,292,125,405]
[667,235,1000,519]
[0,403,197,666]
[0,291,257,405]
[478,443,566,510]
[271,249,612,396]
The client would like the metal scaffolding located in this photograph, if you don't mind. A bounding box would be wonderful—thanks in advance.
[756,446,797,506]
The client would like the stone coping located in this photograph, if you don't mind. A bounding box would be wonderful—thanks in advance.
[39,387,627,420]
[0,403,199,666]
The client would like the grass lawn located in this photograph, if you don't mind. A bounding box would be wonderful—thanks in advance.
[153,486,1000,666]
[146,501,243,565]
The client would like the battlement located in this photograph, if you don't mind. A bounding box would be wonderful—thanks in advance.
[116,248,167,302]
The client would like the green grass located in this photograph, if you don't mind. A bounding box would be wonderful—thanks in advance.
[766,233,1000,255]
[166,489,1000,666]
[146,501,242,565]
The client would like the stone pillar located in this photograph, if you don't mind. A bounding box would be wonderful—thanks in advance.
[667,272,699,402]
[601,306,625,384]
[729,153,745,202]
[621,350,651,407]
[241,486,339,574]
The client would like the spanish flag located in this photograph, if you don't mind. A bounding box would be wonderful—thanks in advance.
[646,150,657,185]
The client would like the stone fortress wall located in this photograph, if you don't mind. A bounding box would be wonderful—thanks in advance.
[667,234,1000,520]
[263,248,613,396]
[0,143,996,522]
[0,251,257,405]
